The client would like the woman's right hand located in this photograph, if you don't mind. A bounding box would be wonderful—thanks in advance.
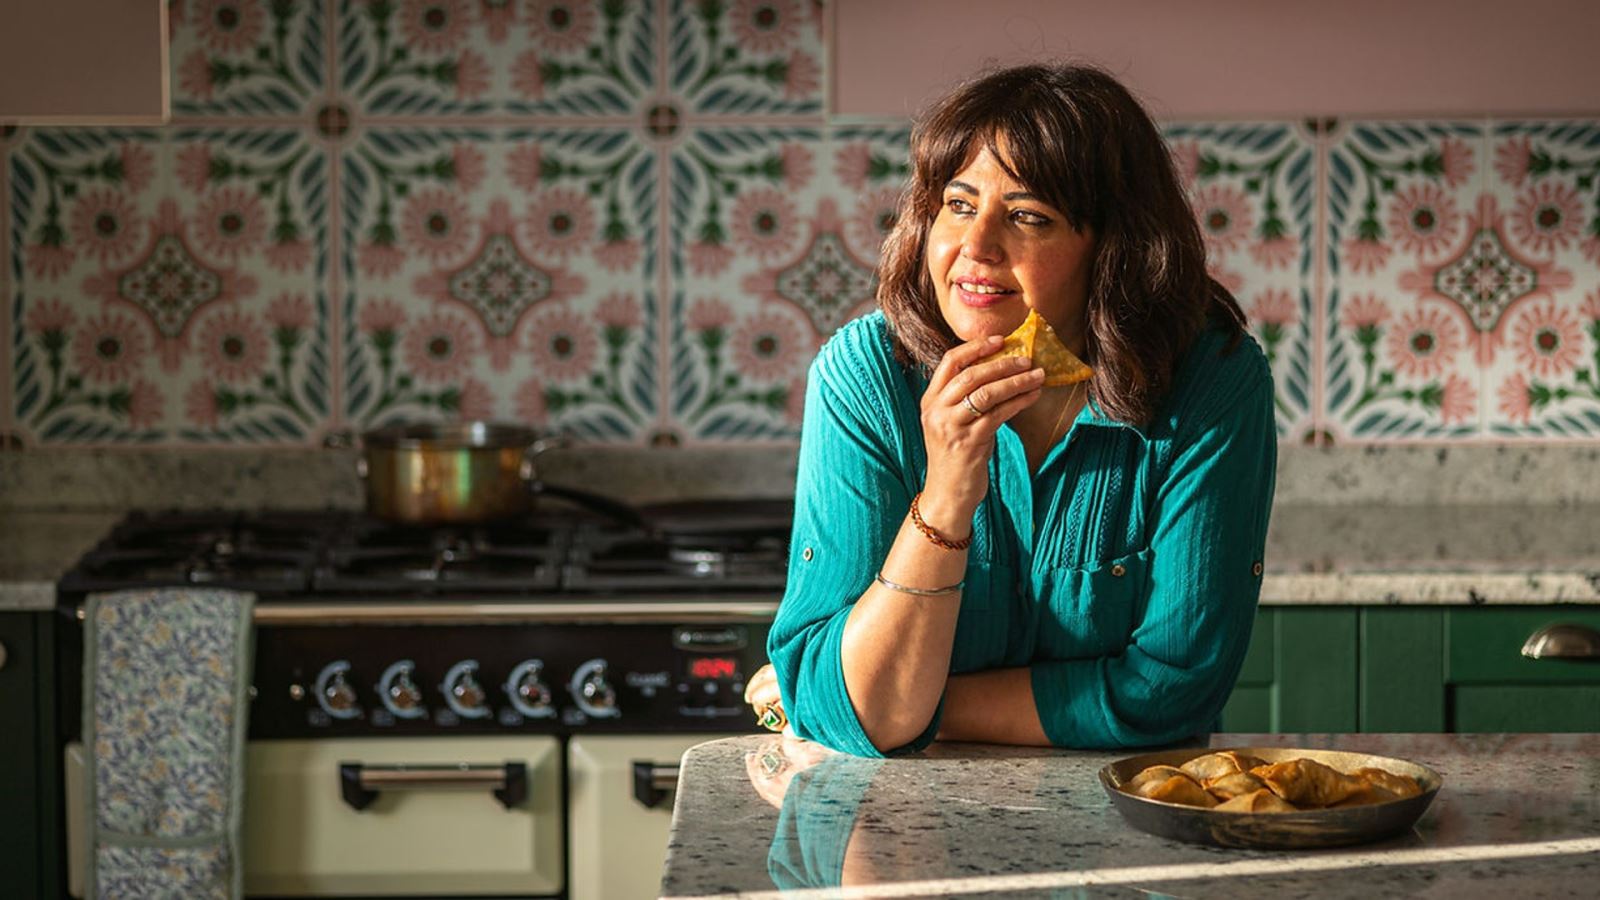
[919,335,1045,525]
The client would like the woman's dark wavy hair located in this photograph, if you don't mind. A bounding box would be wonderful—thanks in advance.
[877,63,1247,426]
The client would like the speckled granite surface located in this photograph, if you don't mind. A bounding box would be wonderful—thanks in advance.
[3,444,1600,511]
[1263,505,1600,605]
[0,512,120,611]
[0,446,800,510]
[1271,445,1600,507]
[662,733,1600,899]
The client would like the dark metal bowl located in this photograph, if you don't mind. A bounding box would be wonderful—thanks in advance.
[1099,746,1442,850]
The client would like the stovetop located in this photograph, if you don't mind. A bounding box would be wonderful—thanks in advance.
[57,500,794,600]
[55,502,792,738]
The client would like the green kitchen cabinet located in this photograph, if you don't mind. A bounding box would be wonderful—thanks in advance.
[0,611,60,899]
[1359,608,1446,731]
[1225,605,1600,735]
[1220,608,1359,733]
[1444,607,1600,732]
[1360,606,1600,732]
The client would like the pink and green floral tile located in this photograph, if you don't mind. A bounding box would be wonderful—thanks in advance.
[1165,122,1316,440]
[1480,121,1600,438]
[664,124,904,442]
[668,0,826,116]
[2,132,12,437]
[337,0,657,116]
[171,0,326,116]
[10,127,331,443]
[1324,122,1487,440]
[340,126,657,439]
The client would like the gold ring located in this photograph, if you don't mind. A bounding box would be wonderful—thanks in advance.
[756,704,787,732]
[962,393,985,418]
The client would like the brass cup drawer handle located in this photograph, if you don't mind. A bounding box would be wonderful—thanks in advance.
[1520,624,1600,661]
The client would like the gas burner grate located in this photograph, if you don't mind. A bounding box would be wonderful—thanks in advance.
[314,526,566,594]
[563,527,789,592]
[56,502,797,601]
[58,549,316,594]
[338,519,569,555]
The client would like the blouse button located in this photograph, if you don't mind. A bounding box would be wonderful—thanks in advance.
[1252,561,1264,576]
[1110,563,1127,577]
[802,547,814,562]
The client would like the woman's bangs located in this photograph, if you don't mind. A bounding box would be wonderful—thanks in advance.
[983,118,1086,228]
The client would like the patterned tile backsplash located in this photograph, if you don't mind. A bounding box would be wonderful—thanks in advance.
[3,0,1598,447]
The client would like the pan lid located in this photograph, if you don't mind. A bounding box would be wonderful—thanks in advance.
[362,420,539,449]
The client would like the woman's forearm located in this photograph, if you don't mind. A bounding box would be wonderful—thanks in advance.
[935,668,1051,745]
[839,503,970,751]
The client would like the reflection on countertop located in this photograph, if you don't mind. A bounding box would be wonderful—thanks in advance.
[663,733,1600,899]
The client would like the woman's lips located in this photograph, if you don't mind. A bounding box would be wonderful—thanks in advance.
[953,282,1016,308]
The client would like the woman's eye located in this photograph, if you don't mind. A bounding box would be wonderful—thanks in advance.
[945,197,974,214]
[1012,209,1050,226]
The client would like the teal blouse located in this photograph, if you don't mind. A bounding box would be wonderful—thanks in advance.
[767,311,1277,758]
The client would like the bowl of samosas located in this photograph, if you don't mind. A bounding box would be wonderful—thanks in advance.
[1099,747,1442,849]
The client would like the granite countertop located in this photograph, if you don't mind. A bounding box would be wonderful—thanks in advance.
[0,512,121,611]
[1262,505,1600,604]
[662,733,1600,899]
[1,505,1598,611]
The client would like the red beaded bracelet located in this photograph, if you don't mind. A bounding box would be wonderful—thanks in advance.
[909,491,973,551]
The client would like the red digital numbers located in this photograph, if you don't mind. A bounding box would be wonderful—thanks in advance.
[689,657,737,680]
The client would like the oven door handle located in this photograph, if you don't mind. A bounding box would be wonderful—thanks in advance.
[632,761,680,809]
[339,762,528,811]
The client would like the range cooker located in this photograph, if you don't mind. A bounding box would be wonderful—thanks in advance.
[55,500,788,899]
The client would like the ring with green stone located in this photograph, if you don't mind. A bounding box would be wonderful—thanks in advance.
[756,704,786,732]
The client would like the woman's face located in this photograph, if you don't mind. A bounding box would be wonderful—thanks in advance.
[925,138,1095,350]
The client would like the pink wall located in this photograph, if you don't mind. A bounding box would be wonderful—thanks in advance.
[0,0,166,123]
[836,0,1600,119]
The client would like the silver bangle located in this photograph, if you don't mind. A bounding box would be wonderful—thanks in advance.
[874,573,964,597]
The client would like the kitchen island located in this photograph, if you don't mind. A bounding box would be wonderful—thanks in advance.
[661,733,1600,898]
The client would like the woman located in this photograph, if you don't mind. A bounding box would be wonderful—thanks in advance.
[744,63,1276,757]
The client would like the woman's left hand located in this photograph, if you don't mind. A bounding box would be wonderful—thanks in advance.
[744,663,790,735]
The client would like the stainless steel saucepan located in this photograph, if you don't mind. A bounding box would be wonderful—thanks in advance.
[358,421,647,529]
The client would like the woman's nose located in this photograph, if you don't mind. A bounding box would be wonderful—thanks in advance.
[960,212,1003,262]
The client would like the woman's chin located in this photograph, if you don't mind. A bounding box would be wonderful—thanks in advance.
[954,314,1021,343]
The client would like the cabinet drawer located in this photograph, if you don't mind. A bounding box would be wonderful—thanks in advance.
[1446,608,1600,684]
[1453,686,1600,732]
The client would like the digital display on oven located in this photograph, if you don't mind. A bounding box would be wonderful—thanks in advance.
[687,656,739,681]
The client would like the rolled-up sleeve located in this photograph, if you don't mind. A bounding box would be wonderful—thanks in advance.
[766,334,942,758]
[1030,367,1277,749]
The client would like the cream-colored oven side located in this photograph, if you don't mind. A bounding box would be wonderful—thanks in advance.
[67,736,564,897]
[567,734,743,900]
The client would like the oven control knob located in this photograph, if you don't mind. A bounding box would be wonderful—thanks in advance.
[314,661,362,720]
[325,676,358,712]
[506,660,555,718]
[378,660,427,719]
[571,658,619,718]
[442,660,492,719]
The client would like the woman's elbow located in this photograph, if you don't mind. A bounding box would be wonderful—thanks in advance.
[857,704,935,753]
